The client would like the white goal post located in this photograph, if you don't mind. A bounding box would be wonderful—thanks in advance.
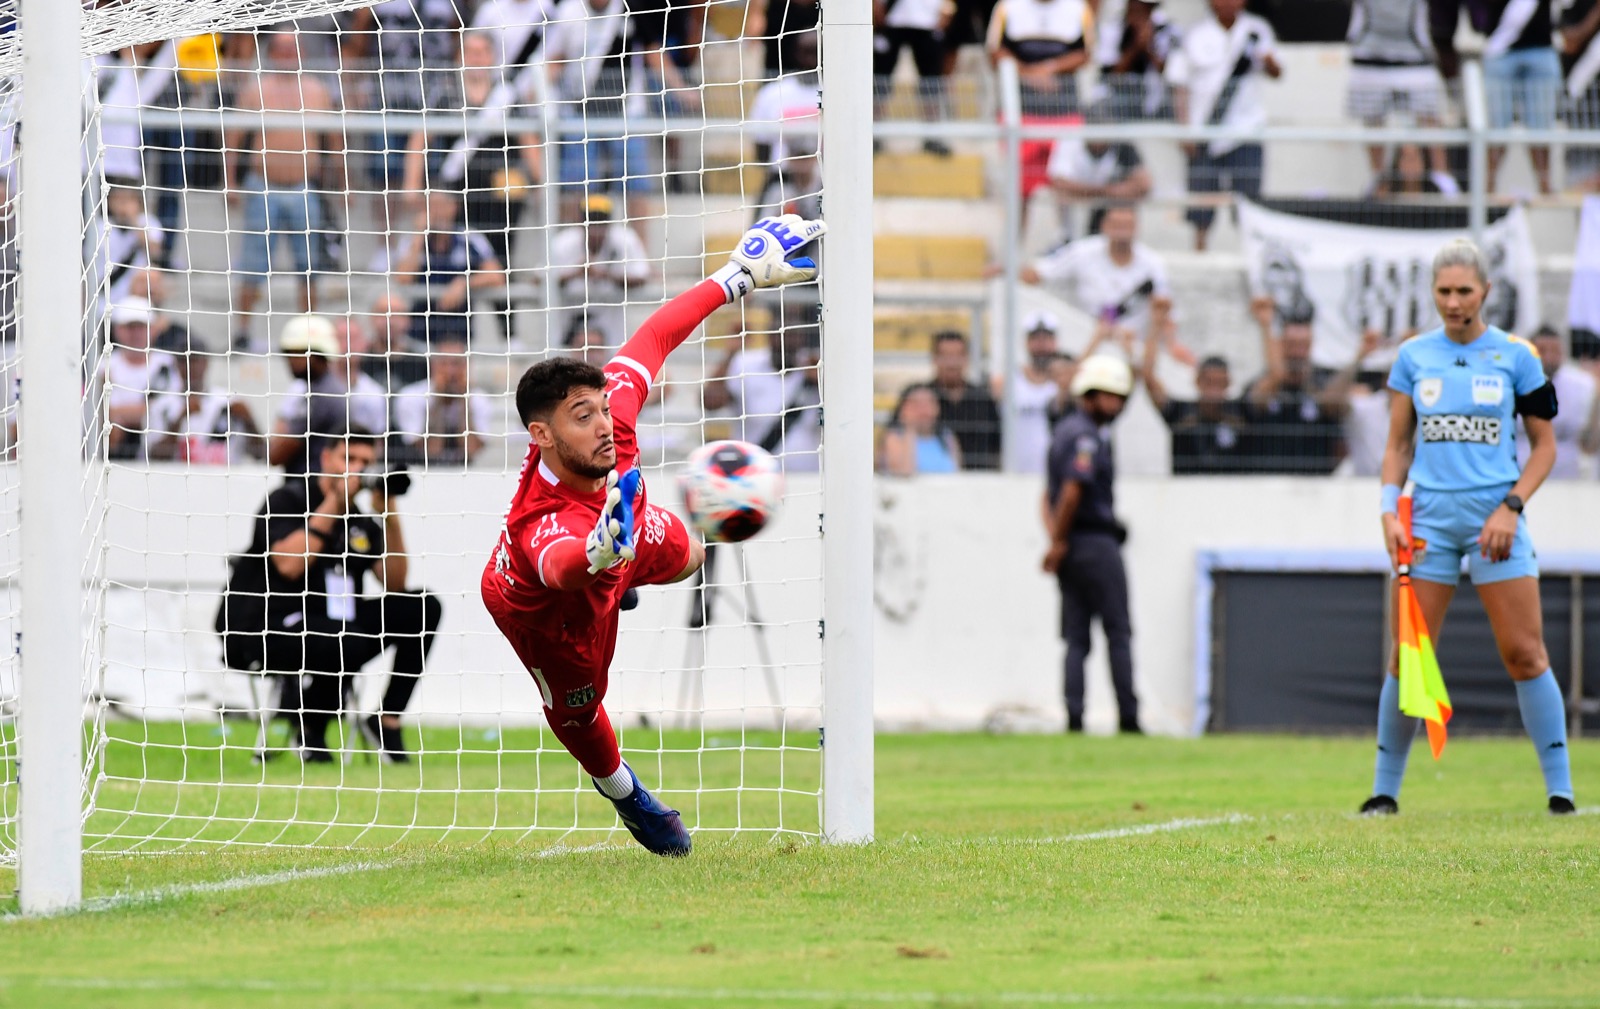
[11,0,873,914]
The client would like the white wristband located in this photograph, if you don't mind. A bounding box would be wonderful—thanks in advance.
[710,262,754,303]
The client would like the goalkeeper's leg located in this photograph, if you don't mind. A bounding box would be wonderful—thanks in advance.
[547,693,692,858]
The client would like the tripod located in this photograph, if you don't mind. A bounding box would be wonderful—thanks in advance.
[676,542,784,730]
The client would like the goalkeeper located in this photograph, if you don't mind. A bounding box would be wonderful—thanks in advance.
[1363,238,1572,816]
[479,216,826,856]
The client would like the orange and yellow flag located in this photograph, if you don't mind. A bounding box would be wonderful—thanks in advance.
[1396,491,1452,758]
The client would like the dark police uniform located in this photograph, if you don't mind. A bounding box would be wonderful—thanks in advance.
[216,478,442,744]
[1046,408,1138,731]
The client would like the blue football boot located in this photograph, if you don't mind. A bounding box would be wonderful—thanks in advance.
[596,763,692,857]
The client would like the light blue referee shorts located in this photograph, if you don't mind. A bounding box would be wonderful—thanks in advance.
[1410,483,1538,587]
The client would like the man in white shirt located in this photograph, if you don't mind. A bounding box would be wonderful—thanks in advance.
[472,0,552,77]
[1002,312,1075,473]
[1045,103,1152,241]
[101,298,180,461]
[702,303,823,472]
[1520,326,1598,479]
[393,337,492,467]
[542,0,671,221]
[146,344,265,465]
[332,317,393,439]
[547,193,655,347]
[1164,0,1282,251]
[1021,203,1171,340]
[749,31,822,219]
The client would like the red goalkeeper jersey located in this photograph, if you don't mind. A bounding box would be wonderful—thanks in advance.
[480,280,724,713]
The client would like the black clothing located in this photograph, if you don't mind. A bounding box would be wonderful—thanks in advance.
[1046,409,1119,536]
[762,0,821,74]
[1242,368,1343,474]
[1057,532,1136,725]
[1491,0,1555,53]
[1159,398,1253,475]
[215,480,440,745]
[1046,408,1135,726]
[935,382,1003,470]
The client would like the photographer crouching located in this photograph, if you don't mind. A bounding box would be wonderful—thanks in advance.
[216,426,441,763]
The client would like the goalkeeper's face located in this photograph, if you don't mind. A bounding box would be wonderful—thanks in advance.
[535,387,615,481]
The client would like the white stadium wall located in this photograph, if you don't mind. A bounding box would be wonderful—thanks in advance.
[13,466,1596,737]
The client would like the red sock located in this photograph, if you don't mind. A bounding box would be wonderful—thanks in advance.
[545,704,622,778]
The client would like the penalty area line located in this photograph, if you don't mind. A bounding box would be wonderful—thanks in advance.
[5,976,1584,1008]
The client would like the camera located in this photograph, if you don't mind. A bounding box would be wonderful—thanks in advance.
[361,464,411,497]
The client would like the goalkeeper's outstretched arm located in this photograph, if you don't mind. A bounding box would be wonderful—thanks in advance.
[612,215,827,384]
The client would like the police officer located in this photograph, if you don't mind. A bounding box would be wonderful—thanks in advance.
[1043,355,1139,734]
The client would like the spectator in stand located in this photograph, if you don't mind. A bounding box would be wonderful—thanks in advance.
[1371,143,1454,198]
[269,314,358,478]
[330,317,394,441]
[1343,367,1393,478]
[749,31,822,219]
[749,0,822,79]
[1346,0,1455,195]
[986,0,1093,116]
[393,190,508,347]
[1518,326,1596,478]
[703,301,823,471]
[999,311,1075,473]
[224,31,345,351]
[873,0,955,156]
[1560,0,1600,188]
[471,0,553,85]
[929,330,1002,470]
[1165,0,1281,252]
[543,0,671,223]
[880,383,962,474]
[402,29,543,270]
[394,337,491,467]
[146,343,266,465]
[1020,203,1171,343]
[339,1,465,235]
[987,0,1093,213]
[1482,0,1560,194]
[1140,297,1251,474]
[94,40,178,190]
[100,298,181,461]
[561,315,614,368]
[1242,296,1377,475]
[362,292,432,391]
[96,185,167,312]
[1093,0,1178,120]
[1044,106,1152,241]
[547,194,656,349]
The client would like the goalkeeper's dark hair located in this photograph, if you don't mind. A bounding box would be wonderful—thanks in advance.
[516,357,608,426]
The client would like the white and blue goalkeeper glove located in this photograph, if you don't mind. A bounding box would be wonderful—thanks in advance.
[586,468,642,574]
[711,215,827,300]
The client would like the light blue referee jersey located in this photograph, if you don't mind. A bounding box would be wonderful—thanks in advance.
[1387,326,1547,491]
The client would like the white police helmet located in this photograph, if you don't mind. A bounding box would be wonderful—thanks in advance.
[1070,354,1135,399]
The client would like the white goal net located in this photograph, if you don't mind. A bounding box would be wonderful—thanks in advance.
[2,0,848,861]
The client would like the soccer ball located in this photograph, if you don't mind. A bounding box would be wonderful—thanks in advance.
[681,440,784,543]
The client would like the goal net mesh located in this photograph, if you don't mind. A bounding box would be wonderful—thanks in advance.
[0,0,828,857]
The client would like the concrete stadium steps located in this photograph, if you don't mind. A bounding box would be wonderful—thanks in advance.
[872,150,986,200]
[873,308,970,355]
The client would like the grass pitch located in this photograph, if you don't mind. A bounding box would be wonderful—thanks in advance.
[3,732,1599,1008]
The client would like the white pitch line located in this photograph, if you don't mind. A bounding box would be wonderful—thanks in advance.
[997,813,1254,846]
[0,860,398,923]
[4,976,1582,1009]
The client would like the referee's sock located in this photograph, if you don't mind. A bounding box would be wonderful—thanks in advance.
[1515,670,1573,800]
[1373,675,1418,799]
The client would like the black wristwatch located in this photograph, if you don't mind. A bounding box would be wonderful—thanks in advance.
[1502,494,1525,515]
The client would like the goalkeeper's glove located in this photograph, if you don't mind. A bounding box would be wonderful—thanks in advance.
[586,468,642,574]
[711,215,828,300]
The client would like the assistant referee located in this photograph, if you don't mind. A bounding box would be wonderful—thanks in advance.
[1363,238,1572,816]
